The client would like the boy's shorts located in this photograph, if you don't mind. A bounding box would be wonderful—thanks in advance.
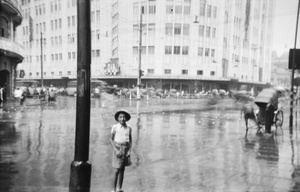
[112,142,129,169]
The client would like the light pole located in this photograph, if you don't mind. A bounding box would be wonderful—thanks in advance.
[137,5,142,100]
[289,0,300,131]
[69,0,92,191]
[40,32,44,88]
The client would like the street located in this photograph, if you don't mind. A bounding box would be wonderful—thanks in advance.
[0,96,300,192]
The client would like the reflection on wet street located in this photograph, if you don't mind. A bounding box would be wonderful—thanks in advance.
[0,96,300,192]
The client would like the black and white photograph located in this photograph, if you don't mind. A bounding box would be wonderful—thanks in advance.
[1,0,300,191]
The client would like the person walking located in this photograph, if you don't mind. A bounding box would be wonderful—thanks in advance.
[110,110,132,192]
[0,85,3,108]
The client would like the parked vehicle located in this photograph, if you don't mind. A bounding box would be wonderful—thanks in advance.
[65,80,107,96]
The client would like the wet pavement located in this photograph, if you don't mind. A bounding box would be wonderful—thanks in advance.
[0,96,300,192]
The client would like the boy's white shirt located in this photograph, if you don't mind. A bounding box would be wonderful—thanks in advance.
[111,123,131,143]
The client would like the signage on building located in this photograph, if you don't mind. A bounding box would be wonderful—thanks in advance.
[104,58,120,75]
[19,70,25,78]
[289,49,300,69]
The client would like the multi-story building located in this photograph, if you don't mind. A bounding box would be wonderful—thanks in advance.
[17,0,275,92]
[271,51,291,88]
[0,0,24,98]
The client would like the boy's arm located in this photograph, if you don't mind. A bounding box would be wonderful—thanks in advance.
[110,131,118,152]
[128,127,132,156]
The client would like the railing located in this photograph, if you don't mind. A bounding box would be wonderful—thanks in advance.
[2,0,23,13]
[0,37,24,58]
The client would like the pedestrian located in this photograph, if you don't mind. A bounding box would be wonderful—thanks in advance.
[0,85,3,108]
[110,110,132,192]
[20,91,26,106]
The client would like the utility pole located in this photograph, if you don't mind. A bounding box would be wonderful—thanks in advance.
[137,6,142,100]
[69,0,91,191]
[40,32,44,88]
[289,0,300,132]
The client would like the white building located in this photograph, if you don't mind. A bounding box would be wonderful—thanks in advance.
[17,0,275,92]
[0,0,24,98]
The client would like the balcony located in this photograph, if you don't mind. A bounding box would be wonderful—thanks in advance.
[0,37,24,62]
[1,0,23,25]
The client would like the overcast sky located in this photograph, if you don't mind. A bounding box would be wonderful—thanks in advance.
[273,0,299,55]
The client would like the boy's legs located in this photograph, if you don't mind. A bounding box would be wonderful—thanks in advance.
[117,167,125,191]
[113,168,120,191]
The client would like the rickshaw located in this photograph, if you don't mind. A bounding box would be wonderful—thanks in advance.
[253,88,284,135]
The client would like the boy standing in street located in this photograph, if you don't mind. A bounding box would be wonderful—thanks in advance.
[110,110,132,192]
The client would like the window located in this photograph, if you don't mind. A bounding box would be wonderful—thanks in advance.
[207,5,212,18]
[174,24,181,35]
[59,19,62,28]
[174,46,180,54]
[206,27,211,38]
[96,30,100,39]
[148,24,155,35]
[44,72,46,76]
[72,52,76,59]
[198,47,203,56]
[96,10,100,22]
[96,50,100,57]
[52,54,54,60]
[68,52,71,59]
[175,5,182,14]
[164,69,171,74]
[200,0,205,16]
[148,69,154,74]
[141,46,146,54]
[55,20,57,29]
[68,71,71,75]
[166,5,173,14]
[211,49,215,57]
[55,54,58,60]
[37,72,39,76]
[133,46,138,54]
[210,71,215,76]
[184,5,190,14]
[133,2,139,15]
[149,5,156,14]
[59,53,62,60]
[51,20,53,30]
[68,17,70,27]
[165,46,172,54]
[212,28,216,38]
[59,71,62,76]
[197,70,203,75]
[72,16,75,26]
[91,11,94,23]
[166,23,173,35]
[205,48,210,56]
[141,4,147,14]
[148,46,154,54]
[199,25,204,36]
[51,72,54,76]
[213,6,217,18]
[182,69,188,74]
[182,46,189,55]
[183,24,189,35]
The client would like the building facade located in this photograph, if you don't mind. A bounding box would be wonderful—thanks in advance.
[0,0,24,98]
[17,0,275,92]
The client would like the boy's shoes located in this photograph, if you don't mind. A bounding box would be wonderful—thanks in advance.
[116,188,124,192]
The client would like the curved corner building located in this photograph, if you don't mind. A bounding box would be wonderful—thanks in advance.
[17,0,275,93]
[0,0,24,98]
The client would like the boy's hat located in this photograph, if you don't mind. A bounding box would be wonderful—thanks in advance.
[115,110,131,121]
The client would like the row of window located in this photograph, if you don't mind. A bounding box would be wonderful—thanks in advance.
[147,69,215,76]
[29,71,71,77]
[28,69,215,77]
[50,0,62,12]
[199,1,217,18]
[131,46,216,57]
[165,23,217,38]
